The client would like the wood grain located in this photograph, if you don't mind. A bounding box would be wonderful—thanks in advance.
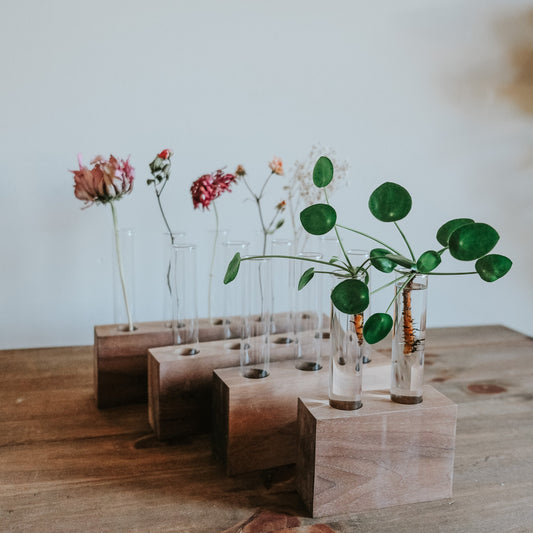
[94,313,298,409]
[296,386,457,517]
[212,350,390,475]
[2,325,533,532]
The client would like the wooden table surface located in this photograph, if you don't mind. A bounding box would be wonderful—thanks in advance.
[1,325,533,532]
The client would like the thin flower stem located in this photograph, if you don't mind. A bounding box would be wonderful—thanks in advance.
[394,222,415,261]
[208,202,219,324]
[110,202,134,332]
[259,171,274,199]
[154,184,175,245]
[336,224,401,255]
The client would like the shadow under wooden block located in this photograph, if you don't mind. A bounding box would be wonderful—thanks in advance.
[212,350,391,476]
[148,335,302,440]
[296,385,457,518]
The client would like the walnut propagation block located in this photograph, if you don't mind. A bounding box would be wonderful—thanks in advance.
[148,327,303,440]
[296,385,457,517]
[93,313,293,408]
[212,348,390,475]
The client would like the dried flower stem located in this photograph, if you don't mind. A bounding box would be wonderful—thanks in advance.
[243,172,274,254]
[110,201,134,332]
[208,202,220,324]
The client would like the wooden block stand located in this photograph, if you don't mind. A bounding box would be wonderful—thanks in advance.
[148,334,301,440]
[296,386,457,517]
[94,321,173,408]
[94,313,296,409]
[212,350,390,475]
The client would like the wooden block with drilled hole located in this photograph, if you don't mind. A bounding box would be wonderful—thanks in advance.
[296,386,457,517]
[211,349,390,475]
[93,313,295,409]
[94,321,174,409]
[147,331,310,439]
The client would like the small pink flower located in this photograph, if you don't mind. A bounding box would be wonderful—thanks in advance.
[71,154,135,207]
[268,156,284,176]
[158,149,173,159]
[191,169,236,210]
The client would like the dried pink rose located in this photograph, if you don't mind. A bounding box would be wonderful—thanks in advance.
[72,154,135,207]
[268,156,284,176]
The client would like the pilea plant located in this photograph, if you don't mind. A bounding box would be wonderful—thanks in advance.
[224,156,512,344]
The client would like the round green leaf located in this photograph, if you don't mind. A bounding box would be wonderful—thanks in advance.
[370,248,395,273]
[475,254,512,282]
[368,182,412,222]
[331,279,369,315]
[298,267,315,290]
[449,222,500,261]
[300,204,337,235]
[224,253,241,284]
[436,218,474,247]
[312,156,334,188]
[363,313,393,344]
[416,250,441,273]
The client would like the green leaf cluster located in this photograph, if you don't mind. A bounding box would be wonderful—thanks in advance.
[224,156,512,345]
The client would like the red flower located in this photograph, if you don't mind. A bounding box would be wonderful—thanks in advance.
[158,149,173,159]
[191,169,237,210]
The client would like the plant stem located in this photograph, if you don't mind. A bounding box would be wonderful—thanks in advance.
[370,273,410,295]
[324,189,352,269]
[110,202,134,332]
[208,202,219,324]
[154,185,175,245]
[426,271,477,275]
[241,254,352,272]
[336,224,401,255]
[394,222,415,261]
[385,272,415,314]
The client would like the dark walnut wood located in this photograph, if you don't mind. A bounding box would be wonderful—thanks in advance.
[94,313,297,409]
[212,350,390,475]
[296,386,457,517]
[2,325,533,531]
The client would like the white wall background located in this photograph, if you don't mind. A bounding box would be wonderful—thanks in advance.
[1,0,531,349]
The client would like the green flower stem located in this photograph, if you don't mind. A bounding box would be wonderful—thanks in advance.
[208,202,219,324]
[110,201,134,332]
[324,189,352,269]
[243,175,269,254]
[335,224,402,255]
[393,221,415,261]
[154,183,175,245]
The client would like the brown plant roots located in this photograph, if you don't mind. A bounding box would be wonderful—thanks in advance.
[353,314,364,346]
[403,280,417,355]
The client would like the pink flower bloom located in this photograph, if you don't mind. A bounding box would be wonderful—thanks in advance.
[72,154,135,207]
[268,156,284,176]
[158,149,173,159]
[191,169,236,210]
